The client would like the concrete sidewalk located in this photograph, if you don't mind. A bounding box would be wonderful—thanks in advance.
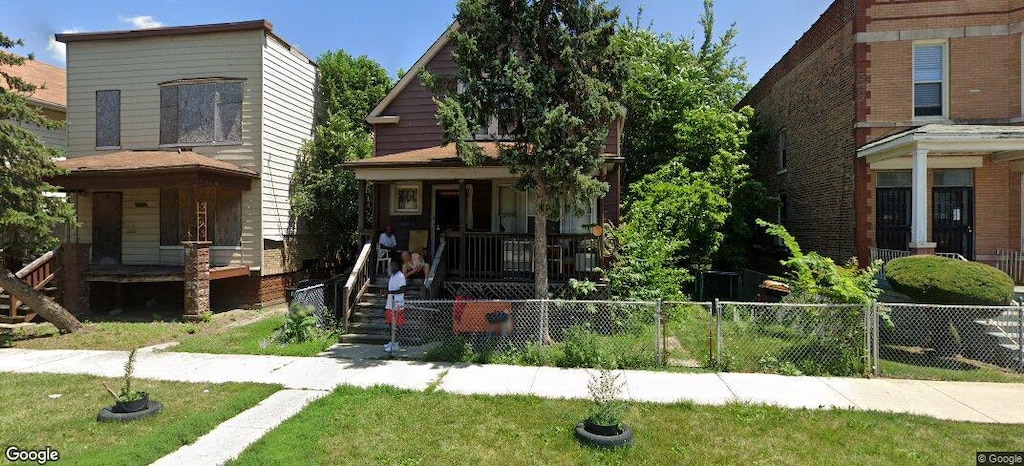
[2,347,1024,465]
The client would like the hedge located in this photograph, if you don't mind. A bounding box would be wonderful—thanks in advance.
[885,255,1015,305]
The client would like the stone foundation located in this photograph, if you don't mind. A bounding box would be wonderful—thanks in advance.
[182,241,211,321]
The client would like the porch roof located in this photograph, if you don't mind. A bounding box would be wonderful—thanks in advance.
[343,142,621,180]
[51,150,257,190]
[857,124,1024,163]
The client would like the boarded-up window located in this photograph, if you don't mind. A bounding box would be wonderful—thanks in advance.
[159,187,242,246]
[160,81,243,145]
[95,90,120,147]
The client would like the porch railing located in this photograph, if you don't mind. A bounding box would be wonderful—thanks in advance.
[998,249,1024,284]
[341,243,373,332]
[444,231,600,282]
[424,238,447,298]
[869,247,911,265]
[2,248,60,321]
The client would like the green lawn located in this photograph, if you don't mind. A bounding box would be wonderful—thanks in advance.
[229,385,1024,466]
[3,306,285,351]
[171,315,336,357]
[0,373,279,466]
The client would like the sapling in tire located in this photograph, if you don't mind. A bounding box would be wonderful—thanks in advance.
[575,368,633,448]
[97,348,162,422]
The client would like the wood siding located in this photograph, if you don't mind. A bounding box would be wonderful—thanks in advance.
[21,108,67,150]
[374,43,622,157]
[260,35,317,275]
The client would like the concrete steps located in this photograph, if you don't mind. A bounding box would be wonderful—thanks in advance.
[339,278,427,345]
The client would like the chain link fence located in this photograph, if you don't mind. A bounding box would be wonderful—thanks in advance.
[874,303,1024,375]
[403,299,661,369]
[289,281,339,328]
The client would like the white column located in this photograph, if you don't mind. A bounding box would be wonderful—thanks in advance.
[909,148,934,251]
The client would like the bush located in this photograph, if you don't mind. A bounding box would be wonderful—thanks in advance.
[886,256,1014,305]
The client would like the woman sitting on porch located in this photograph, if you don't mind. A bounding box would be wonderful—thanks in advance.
[401,250,430,279]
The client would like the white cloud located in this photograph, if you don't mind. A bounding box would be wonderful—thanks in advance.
[119,15,164,29]
[46,28,82,63]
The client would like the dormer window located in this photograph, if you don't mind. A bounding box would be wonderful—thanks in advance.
[160,79,243,146]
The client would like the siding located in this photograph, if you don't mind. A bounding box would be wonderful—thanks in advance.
[21,109,67,150]
[120,188,160,264]
[374,42,622,156]
[260,35,316,275]
[63,30,266,268]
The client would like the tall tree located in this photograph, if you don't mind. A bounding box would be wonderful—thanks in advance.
[430,0,626,298]
[291,50,391,261]
[0,32,82,332]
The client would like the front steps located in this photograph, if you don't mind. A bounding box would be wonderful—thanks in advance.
[339,278,425,345]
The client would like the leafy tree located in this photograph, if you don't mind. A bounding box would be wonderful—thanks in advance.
[0,33,81,332]
[605,222,687,301]
[429,0,626,298]
[616,1,747,185]
[716,180,779,270]
[291,50,391,260]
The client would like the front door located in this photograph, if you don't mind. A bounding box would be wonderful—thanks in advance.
[92,192,123,265]
[876,187,911,250]
[932,186,974,259]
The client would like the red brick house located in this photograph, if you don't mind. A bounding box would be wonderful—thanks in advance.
[342,24,624,297]
[741,0,1024,278]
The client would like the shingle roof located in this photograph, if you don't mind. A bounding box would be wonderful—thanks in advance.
[57,150,257,177]
[343,142,620,168]
[0,57,66,109]
[858,124,1024,152]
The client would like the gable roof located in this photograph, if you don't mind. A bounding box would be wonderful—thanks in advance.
[343,142,621,169]
[0,57,66,110]
[366,22,459,123]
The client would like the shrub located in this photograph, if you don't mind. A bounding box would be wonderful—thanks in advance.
[886,256,1014,305]
[276,303,319,344]
[423,335,475,363]
[561,325,607,369]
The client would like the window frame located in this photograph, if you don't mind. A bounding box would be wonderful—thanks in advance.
[777,130,788,174]
[390,182,423,216]
[95,89,121,149]
[912,40,949,120]
[158,79,244,148]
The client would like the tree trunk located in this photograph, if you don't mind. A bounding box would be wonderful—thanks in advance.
[0,264,83,333]
[533,186,549,300]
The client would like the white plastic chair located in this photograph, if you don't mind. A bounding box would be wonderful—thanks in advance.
[376,247,391,275]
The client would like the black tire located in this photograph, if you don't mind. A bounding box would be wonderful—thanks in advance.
[97,400,163,423]
[575,422,633,449]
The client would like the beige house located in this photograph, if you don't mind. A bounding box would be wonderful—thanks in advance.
[0,57,67,149]
[49,20,319,313]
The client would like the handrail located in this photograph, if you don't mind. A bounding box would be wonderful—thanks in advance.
[424,238,446,298]
[341,243,373,333]
[2,247,60,319]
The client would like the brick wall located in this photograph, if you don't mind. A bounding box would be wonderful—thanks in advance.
[742,1,859,260]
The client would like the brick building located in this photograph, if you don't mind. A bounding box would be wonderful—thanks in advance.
[741,0,1024,270]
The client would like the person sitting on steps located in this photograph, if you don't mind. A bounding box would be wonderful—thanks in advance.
[401,250,430,280]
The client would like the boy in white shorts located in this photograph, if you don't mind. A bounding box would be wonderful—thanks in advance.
[384,257,407,354]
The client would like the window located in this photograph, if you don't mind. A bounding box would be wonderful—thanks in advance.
[391,183,422,215]
[457,81,516,140]
[497,185,518,233]
[913,43,946,118]
[160,81,243,146]
[560,199,598,234]
[932,169,973,187]
[777,130,788,172]
[159,188,241,246]
[95,90,120,148]
[876,170,913,188]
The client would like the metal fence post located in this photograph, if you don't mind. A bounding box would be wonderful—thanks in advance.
[655,299,663,366]
[1018,306,1024,372]
[872,301,881,376]
[714,298,722,364]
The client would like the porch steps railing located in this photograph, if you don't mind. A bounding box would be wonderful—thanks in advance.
[998,249,1024,284]
[340,243,373,333]
[0,248,61,324]
[424,238,447,298]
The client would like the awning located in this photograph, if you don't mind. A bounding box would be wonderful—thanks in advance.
[51,150,258,190]
[342,142,622,181]
[857,124,1024,165]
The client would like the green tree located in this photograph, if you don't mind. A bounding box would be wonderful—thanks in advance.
[617,1,748,185]
[291,50,391,259]
[429,0,626,298]
[0,33,81,332]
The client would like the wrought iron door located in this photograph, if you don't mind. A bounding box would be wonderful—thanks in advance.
[932,187,974,259]
[875,187,911,250]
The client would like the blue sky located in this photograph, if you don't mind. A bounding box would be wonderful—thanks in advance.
[0,0,829,84]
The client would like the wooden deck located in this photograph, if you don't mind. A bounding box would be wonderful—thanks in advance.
[82,264,249,283]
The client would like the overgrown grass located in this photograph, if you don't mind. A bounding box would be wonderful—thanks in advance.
[228,385,1024,466]
[3,306,285,351]
[171,315,336,357]
[0,372,279,466]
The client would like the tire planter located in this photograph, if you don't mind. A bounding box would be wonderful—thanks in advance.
[575,420,633,449]
[97,400,163,423]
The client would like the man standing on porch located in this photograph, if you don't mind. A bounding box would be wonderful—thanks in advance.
[379,225,398,253]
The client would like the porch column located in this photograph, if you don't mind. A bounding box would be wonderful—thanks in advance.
[458,180,467,274]
[910,148,936,255]
[182,241,212,322]
[357,179,366,239]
